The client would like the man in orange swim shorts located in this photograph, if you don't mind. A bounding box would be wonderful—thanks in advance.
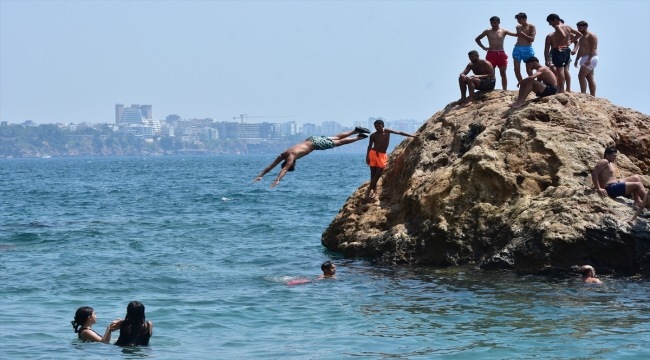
[365,119,418,200]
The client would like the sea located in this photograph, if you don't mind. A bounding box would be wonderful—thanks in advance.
[1,154,649,359]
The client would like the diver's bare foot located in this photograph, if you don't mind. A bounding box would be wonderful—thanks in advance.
[461,100,473,107]
[453,98,467,106]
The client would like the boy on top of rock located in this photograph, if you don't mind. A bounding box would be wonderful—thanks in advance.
[509,57,558,108]
[456,50,496,108]
[475,16,517,90]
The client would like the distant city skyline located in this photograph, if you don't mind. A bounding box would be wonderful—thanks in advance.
[2,1,648,125]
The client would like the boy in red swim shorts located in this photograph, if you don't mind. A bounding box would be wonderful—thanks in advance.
[364,119,418,200]
[475,16,518,90]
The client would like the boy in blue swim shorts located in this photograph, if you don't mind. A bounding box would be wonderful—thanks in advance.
[512,13,537,84]
[591,148,650,210]
[253,127,370,188]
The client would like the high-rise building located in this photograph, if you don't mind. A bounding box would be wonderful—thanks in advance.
[166,114,181,124]
[321,121,341,135]
[301,123,317,135]
[115,104,124,124]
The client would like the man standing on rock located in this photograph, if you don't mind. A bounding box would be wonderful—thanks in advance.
[511,13,537,85]
[253,127,370,187]
[591,147,650,209]
[456,50,496,108]
[365,119,418,200]
[545,14,582,93]
[544,19,575,92]
[572,21,598,96]
[580,265,602,284]
[475,16,516,90]
[509,57,558,108]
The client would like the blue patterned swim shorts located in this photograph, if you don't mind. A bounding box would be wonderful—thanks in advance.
[307,136,334,150]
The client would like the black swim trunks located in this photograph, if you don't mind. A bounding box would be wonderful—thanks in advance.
[477,78,496,91]
[551,47,571,67]
[536,84,559,98]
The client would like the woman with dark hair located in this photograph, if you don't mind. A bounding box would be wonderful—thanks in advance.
[71,306,122,342]
[115,301,153,346]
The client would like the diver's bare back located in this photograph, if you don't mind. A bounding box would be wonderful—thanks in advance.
[284,141,315,159]
[472,60,494,76]
[551,24,571,47]
[537,67,557,86]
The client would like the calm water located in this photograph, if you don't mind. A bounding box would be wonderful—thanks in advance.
[1,154,649,359]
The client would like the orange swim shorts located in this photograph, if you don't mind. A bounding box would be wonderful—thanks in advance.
[368,150,387,169]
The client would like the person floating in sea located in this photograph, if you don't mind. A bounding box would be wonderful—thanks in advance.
[253,127,371,187]
[318,260,337,279]
[580,265,602,284]
[509,57,558,108]
[115,301,153,347]
[572,20,598,96]
[511,12,537,85]
[591,147,650,210]
[71,306,122,343]
[365,119,418,200]
[629,192,650,224]
[545,13,582,93]
[455,50,496,107]
[475,16,515,90]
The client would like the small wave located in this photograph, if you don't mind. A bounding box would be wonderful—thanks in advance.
[221,197,231,201]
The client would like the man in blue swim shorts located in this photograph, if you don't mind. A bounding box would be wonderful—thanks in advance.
[253,127,370,187]
[511,13,537,84]
[592,148,650,210]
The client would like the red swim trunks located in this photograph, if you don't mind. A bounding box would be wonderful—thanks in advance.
[368,149,387,169]
[486,50,508,68]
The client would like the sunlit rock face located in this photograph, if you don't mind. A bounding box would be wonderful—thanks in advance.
[322,91,650,275]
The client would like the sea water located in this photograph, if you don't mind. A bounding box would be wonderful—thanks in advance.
[1,154,649,359]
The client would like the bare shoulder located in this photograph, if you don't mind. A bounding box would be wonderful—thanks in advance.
[593,159,609,169]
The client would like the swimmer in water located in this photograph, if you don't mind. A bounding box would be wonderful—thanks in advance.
[71,306,122,343]
[580,265,602,284]
[115,301,153,347]
[317,260,337,279]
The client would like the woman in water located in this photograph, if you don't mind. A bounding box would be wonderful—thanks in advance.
[115,301,153,346]
[71,306,122,343]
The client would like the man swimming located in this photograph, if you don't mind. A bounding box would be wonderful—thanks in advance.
[580,265,602,284]
[318,261,336,279]
[546,14,582,93]
[509,57,557,108]
[591,147,650,209]
[475,16,517,90]
[572,20,598,96]
[512,12,537,84]
[365,119,418,200]
[456,50,496,107]
[253,127,370,187]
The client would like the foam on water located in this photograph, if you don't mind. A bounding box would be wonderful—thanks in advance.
[1,155,650,359]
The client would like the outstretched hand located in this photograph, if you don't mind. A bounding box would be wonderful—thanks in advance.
[270,180,280,188]
[253,176,262,183]
[109,319,122,331]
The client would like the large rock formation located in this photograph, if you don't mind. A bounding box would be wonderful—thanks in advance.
[322,91,650,275]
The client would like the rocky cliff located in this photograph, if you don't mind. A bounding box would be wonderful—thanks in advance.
[322,91,650,275]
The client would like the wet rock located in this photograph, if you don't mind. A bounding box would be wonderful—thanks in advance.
[322,91,650,275]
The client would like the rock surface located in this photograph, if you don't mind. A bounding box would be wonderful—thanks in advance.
[322,91,650,275]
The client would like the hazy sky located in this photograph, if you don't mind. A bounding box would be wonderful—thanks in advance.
[1,0,648,126]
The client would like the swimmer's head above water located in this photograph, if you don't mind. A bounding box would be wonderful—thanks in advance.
[321,260,336,277]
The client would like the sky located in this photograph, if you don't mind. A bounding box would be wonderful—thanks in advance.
[1,0,648,126]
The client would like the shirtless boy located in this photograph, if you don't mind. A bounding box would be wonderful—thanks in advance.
[476,16,517,90]
[591,147,650,209]
[544,19,575,92]
[509,57,558,108]
[511,13,536,84]
[365,119,418,200]
[253,127,370,187]
[580,265,602,284]
[456,50,496,107]
[572,21,598,96]
[546,14,582,93]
